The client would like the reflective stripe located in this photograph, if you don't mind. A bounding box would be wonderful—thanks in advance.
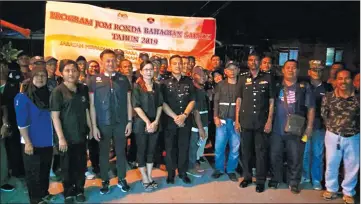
[191,127,199,132]
[199,111,208,115]
[18,125,30,130]
[219,102,236,106]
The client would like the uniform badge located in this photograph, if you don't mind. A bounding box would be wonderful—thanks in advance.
[119,77,124,81]
[9,73,13,78]
[300,84,305,88]
[320,92,325,95]
[259,81,268,84]
[15,75,20,79]
[246,78,252,83]
[81,96,86,102]
[96,77,102,83]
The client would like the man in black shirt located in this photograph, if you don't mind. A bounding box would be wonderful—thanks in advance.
[88,49,133,194]
[50,60,92,203]
[236,53,274,193]
[187,66,209,178]
[161,55,196,184]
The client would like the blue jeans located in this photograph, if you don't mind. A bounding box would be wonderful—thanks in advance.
[325,131,360,196]
[215,119,240,173]
[302,129,325,184]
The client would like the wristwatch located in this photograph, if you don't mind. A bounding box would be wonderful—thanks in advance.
[127,120,133,123]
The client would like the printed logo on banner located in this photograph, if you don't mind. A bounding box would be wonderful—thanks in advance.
[147,17,155,24]
[117,12,128,20]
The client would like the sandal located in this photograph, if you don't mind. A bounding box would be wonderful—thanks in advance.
[150,180,158,189]
[323,191,338,200]
[141,182,153,191]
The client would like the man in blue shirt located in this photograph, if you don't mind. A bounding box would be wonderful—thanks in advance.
[268,60,315,194]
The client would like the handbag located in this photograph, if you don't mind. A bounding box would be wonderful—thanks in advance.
[283,87,306,137]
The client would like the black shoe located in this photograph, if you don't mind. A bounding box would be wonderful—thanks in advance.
[290,185,301,194]
[268,181,279,189]
[93,166,100,174]
[199,157,207,163]
[64,196,74,204]
[128,161,138,169]
[42,194,55,203]
[75,193,86,202]
[117,179,130,192]
[227,173,238,182]
[239,180,252,188]
[211,170,224,179]
[100,181,110,195]
[166,176,175,184]
[179,174,192,184]
[256,184,265,193]
[0,184,15,192]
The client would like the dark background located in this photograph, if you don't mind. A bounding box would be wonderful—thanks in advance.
[0,1,360,55]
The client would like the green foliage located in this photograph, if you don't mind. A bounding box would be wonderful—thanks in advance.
[0,41,23,63]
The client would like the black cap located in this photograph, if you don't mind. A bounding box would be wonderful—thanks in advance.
[225,60,239,69]
[76,56,86,62]
[139,52,149,59]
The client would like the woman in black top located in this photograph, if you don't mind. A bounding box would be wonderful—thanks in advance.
[132,60,163,191]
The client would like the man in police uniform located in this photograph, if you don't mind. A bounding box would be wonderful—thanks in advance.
[88,49,133,195]
[161,55,196,184]
[236,53,274,193]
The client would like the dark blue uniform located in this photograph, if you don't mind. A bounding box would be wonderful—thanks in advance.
[238,70,274,186]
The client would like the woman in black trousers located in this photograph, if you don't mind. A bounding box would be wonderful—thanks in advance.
[14,66,54,204]
[132,60,163,191]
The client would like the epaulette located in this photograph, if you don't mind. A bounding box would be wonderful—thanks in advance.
[239,71,249,76]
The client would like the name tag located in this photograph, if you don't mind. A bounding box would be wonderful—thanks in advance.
[259,81,268,84]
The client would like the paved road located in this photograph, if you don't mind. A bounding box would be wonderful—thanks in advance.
[1,158,355,204]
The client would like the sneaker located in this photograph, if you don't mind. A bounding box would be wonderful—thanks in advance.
[64,196,74,204]
[0,184,15,192]
[42,194,55,202]
[75,193,86,202]
[343,195,355,204]
[186,169,202,178]
[323,191,338,200]
[85,171,96,180]
[117,179,130,192]
[301,177,311,183]
[312,181,322,191]
[289,185,301,194]
[211,170,224,179]
[100,181,110,195]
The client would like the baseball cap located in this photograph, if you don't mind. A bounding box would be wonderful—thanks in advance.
[76,56,87,62]
[45,56,58,64]
[192,66,206,76]
[139,52,149,59]
[309,60,325,69]
[30,56,45,65]
[225,60,239,69]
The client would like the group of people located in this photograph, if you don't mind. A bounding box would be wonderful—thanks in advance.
[0,48,359,204]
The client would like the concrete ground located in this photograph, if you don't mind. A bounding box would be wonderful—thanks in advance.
[1,155,355,204]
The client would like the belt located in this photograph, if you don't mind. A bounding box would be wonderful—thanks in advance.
[331,131,359,138]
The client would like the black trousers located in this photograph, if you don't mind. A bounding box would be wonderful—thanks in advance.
[59,143,87,197]
[241,128,268,184]
[269,134,305,186]
[6,127,25,177]
[22,145,53,204]
[98,124,127,181]
[135,132,159,167]
[126,133,137,163]
[88,138,99,171]
[164,126,191,176]
[154,131,165,165]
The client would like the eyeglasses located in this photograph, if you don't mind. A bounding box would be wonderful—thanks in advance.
[310,69,323,73]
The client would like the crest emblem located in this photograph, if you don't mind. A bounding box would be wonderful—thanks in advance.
[147,17,155,24]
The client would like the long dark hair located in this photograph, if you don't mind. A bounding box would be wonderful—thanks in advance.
[136,60,154,92]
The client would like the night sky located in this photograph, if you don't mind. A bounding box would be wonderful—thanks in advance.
[0,1,359,44]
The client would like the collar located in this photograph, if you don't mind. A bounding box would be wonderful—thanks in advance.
[247,69,261,78]
[104,72,116,77]
[333,89,356,99]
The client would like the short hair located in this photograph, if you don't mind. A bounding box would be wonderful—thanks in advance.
[261,55,272,61]
[120,59,132,66]
[188,56,195,61]
[160,58,168,64]
[59,59,79,73]
[181,56,188,60]
[169,55,182,64]
[211,55,220,60]
[335,69,351,78]
[332,62,345,68]
[100,49,116,59]
[248,52,260,59]
[283,59,299,69]
[139,60,153,71]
